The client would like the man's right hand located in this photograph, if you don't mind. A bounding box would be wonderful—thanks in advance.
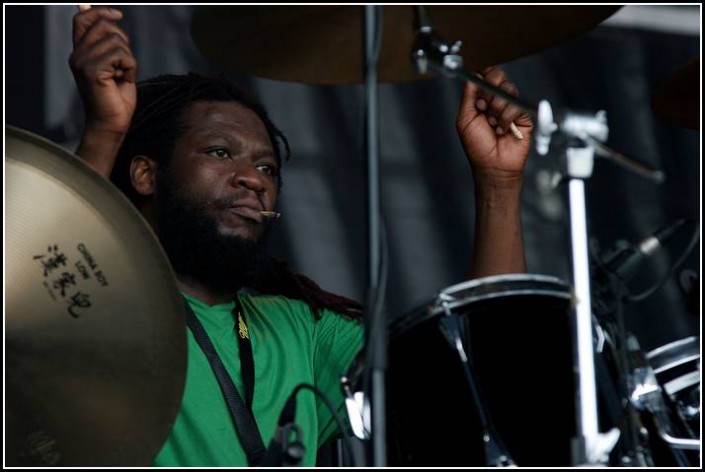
[69,6,137,178]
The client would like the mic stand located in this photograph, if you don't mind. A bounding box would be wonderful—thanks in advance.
[409,5,671,465]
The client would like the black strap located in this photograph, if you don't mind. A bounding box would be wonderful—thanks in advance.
[234,297,256,411]
[183,296,265,466]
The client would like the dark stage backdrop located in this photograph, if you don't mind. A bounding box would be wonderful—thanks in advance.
[5,5,700,355]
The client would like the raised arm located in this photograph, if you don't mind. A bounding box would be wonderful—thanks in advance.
[69,6,137,178]
[456,67,533,278]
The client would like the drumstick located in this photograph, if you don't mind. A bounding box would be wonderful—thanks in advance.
[492,121,523,140]
[508,122,524,140]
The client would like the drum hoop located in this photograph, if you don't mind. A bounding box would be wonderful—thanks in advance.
[439,273,570,298]
[651,354,701,375]
[391,274,573,337]
[646,335,699,360]
[664,371,700,397]
[434,273,572,314]
[646,336,700,374]
[433,288,573,314]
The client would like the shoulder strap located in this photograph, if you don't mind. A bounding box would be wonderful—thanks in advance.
[183,297,266,466]
[234,296,256,411]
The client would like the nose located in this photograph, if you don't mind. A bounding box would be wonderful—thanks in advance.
[231,165,266,195]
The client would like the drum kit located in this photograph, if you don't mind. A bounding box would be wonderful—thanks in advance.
[5,5,700,467]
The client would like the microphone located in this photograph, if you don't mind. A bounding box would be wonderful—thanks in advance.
[599,218,688,283]
[260,389,306,467]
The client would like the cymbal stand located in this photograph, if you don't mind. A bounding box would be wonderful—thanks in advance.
[410,5,665,466]
[542,112,620,466]
[363,5,388,467]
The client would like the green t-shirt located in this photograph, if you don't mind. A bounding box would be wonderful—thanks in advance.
[153,291,364,467]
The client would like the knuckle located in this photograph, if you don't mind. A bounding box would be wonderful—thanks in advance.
[108,32,125,46]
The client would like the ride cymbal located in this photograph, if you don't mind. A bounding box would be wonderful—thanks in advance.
[5,126,186,466]
[191,5,621,84]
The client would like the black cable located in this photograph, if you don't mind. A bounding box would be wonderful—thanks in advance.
[288,383,358,467]
[625,220,699,303]
[589,236,620,319]
[612,275,644,464]
[589,219,699,307]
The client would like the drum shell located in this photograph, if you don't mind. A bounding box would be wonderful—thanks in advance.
[642,336,701,467]
[374,275,578,466]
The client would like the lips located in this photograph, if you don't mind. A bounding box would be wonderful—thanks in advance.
[228,205,264,223]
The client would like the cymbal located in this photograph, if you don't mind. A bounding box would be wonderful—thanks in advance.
[652,57,699,130]
[5,126,186,466]
[191,5,621,84]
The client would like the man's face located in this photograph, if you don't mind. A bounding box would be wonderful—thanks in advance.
[150,100,280,289]
[162,100,280,242]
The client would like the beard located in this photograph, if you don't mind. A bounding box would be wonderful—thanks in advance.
[153,172,271,294]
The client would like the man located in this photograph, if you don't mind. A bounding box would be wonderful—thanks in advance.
[69,6,531,467]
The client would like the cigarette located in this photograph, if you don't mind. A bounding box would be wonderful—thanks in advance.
[78,5,91,12]
[509,122,523,140]
[260,211,281,219]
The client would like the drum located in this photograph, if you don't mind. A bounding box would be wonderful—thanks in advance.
[344,274,579,466]
[640,336,701,467]
[646,336,700,437]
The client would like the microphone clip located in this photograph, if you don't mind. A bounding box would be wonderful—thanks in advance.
[276,423,306,467]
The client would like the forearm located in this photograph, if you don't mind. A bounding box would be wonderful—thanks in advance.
[75,126,126,179]
[469,174,526,279]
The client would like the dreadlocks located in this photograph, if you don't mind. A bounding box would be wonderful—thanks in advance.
[257,257,362,320]
[113,72,362,319]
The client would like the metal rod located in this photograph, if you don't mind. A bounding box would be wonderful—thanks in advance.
[426,61,540,117]
[567,175,601,465]
[582,134,665,183]
[364,5,387,467]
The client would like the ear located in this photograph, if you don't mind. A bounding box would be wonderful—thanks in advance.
[130,155,159,197]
